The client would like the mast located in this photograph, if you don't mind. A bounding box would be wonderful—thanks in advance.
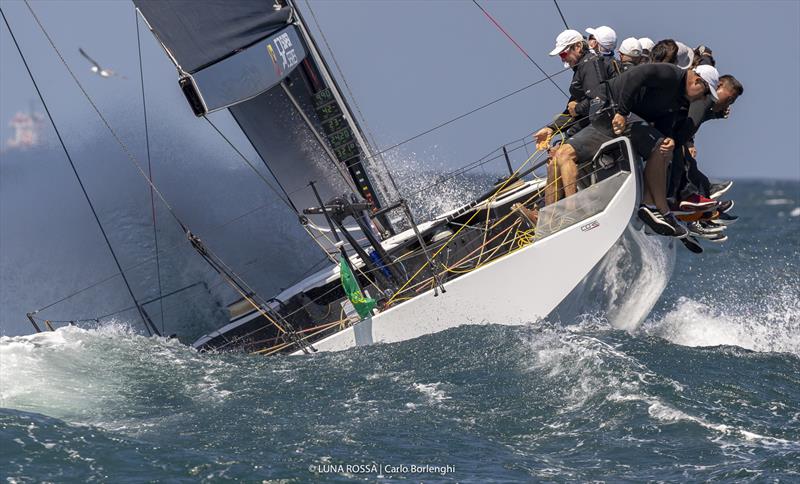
[289,0,396,233]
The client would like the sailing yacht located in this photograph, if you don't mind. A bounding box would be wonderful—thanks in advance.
[132,0,675,355]
[18,0,676,354]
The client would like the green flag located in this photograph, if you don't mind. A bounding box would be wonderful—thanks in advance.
[339,255,376,320]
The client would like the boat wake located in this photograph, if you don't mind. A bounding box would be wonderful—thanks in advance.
[553,224,676,332]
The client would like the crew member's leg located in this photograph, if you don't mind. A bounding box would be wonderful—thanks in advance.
[667,147,686,200]
[642,147,672,214]
[552,144,579,199]
[631,122,687,237]
[630,122,670,213]
[545,157,560,205]
[546,125,610,206]
[686,154,712,197]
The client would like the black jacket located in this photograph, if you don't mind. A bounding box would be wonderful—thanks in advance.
[606,63,704,137]
[548,50,618,133]
[683,99,728,147]
[670,96,712,145]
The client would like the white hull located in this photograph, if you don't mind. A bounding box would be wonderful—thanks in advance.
[293,139,672,354]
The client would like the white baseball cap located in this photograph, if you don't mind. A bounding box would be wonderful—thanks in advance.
[619,37,642,57]
[676,41,695,69]
[585,26,617,52]
[548,29,583,56]
[638,37,655,52]
[694,65,720,101]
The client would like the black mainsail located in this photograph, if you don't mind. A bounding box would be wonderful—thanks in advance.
[134,0,391,232]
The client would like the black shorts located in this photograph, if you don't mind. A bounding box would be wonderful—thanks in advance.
[628,122,665,160]
[565,118,665,164]
[565,124,612,164]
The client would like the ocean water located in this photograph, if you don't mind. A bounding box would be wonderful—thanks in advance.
[1,180,799,482]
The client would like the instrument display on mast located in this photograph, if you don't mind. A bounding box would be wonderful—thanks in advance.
[312,87,377,208]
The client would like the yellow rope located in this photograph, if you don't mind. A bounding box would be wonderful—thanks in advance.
[386,146,544,305]
[252,317,347,355]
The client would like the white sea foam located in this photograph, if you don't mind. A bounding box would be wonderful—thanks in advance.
[520,320,799,452]
[523,321,658,411]
[0,322,231,427]
[764,198,794,206]
[643,293,800,355]
[648,400,799,449]
[602,227,675,331]
[412,382,450,403]
[790,207,800,217]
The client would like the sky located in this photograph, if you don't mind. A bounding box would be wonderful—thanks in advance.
[1,0,799,336]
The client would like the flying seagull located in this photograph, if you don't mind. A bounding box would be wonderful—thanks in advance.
[79,48,126,79]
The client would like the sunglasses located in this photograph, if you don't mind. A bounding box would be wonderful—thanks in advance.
[558,50,569,60]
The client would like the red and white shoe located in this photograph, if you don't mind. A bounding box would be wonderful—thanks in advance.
[679,194,718,212]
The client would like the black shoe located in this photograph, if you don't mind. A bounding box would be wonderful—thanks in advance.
[688,221,725,238]
[709,181,733,200]
[709,212,739,226]
[708,233,728,243]
[664,213,689,238]
[716,199,734,213]
[681,236,704,254]
[638,205,676,236]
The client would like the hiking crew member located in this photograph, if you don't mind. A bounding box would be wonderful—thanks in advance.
[670,74,743,201]
[618,38,643,71]
[651,39,679,63]
[552,63,720,237]
[611,63,720,236]
[534,29,618,204]
[639,37,655,62]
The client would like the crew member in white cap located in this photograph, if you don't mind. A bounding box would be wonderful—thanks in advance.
[618,37,643,71]
[585,26,617,56]
[534,29,618,204]
[671,74,743,210]
[667,71,742,235]
[639,37,655,62]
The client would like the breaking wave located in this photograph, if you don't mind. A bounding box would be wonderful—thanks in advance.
[642,286,800,355]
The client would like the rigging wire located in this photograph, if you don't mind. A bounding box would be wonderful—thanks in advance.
[553,0,570,29]
[0,6,159,337]
[135,8,165,334]
[471,0,568,98]
[203,116,300,214]
[359,67,570,165]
